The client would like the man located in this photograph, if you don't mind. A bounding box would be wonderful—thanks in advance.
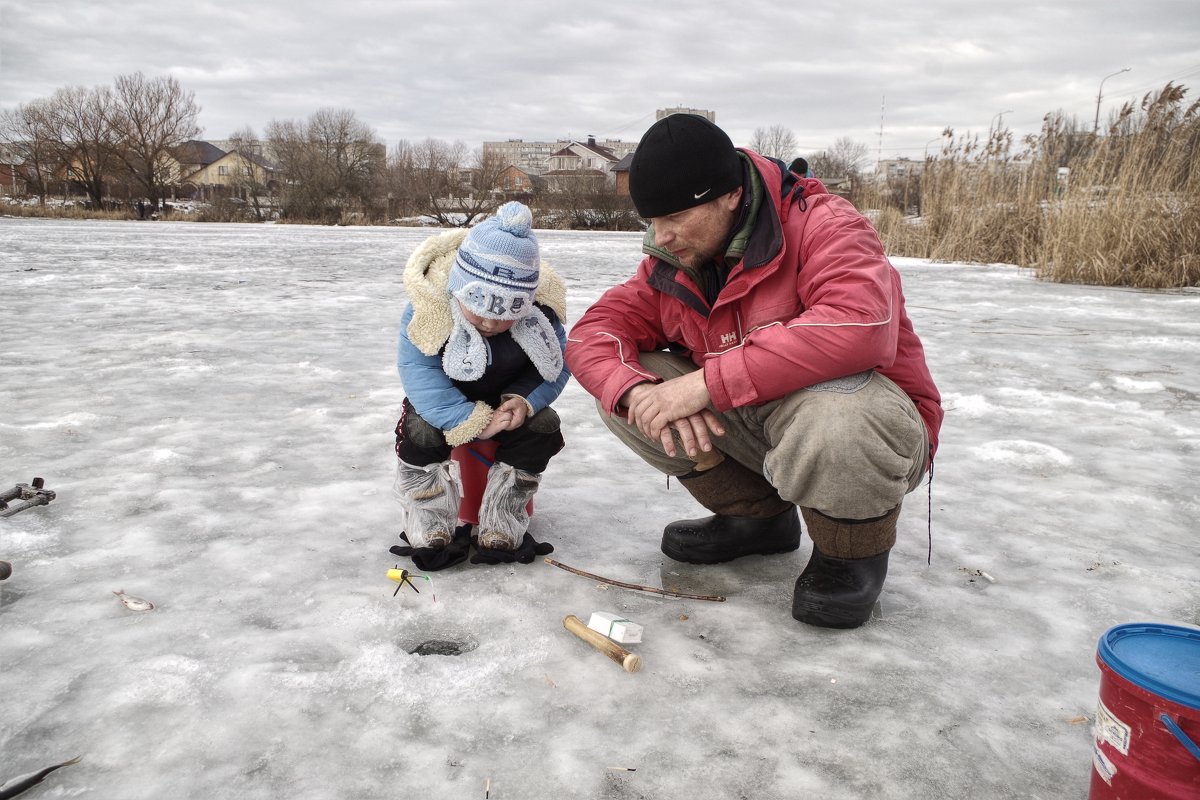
[564,114,942,629]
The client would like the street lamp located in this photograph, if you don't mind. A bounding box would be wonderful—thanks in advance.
[924,136,943,159]
[989,109,1014,135]
[1094,67,1131,133]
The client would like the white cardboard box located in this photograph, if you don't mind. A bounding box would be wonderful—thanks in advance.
[587,611,643,644]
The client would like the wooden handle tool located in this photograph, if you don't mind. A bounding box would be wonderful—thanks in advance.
[563,615,642,673]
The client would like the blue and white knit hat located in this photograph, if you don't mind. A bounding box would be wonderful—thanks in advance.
[441,202,563,384]
[448,202,540,320]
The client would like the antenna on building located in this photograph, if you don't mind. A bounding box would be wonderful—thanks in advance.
[877,95,885,168]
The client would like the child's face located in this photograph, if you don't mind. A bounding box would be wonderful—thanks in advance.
[458,301,515,337]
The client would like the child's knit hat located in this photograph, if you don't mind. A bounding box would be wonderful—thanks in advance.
[448,202,540,320]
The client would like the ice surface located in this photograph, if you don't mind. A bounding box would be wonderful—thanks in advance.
[1,218,1197,799]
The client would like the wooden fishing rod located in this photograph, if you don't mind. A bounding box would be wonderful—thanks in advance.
[543,558,726,602]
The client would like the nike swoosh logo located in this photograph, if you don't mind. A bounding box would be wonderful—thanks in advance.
[693,188,711,199]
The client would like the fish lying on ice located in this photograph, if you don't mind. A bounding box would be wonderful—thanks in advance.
[113,590,154,611]
[0,756,81,799]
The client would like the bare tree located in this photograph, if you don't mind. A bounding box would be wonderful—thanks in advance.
[0,99,62,203]
[809,136,869,180]
[264,119,305,176]
[309,107,380,208]
[454,147,508,226]
[108,73,202,207]
[265,117,318,220]
[225,126,273,220]
[536,170,639,230]
[583,182,640,230]
[45,85,123,208]
[266,108,383,223]
[386,140,505,225]
[749,125,799,160]
[383,139,422,219]
[406,137,471,226]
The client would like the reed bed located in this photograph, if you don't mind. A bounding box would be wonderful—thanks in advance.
[868,83,1199,288]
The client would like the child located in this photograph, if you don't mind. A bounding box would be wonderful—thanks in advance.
[390,202,569,570]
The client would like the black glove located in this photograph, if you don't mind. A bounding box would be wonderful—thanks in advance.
[389,524,472,571]
[470,531,554,565]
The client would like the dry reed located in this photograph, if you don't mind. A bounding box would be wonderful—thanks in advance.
[869,83,1199,288]
[0,201,130,221]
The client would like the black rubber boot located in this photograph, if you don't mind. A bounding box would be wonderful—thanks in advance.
[791,548,890,628]
[661,506,801,564]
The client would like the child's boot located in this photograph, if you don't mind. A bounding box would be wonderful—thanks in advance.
[392,458,461,548]
[477,462,539,552]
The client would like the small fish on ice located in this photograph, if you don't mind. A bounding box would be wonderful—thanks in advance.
[113,590,154,611]
[0,755,81,799]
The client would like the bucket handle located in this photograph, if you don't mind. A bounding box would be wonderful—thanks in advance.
[1160,713,1200,763]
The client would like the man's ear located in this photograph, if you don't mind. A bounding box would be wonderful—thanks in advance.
[721,186,744,211]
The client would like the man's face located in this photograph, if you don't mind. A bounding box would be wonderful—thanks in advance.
[650,187,743,270]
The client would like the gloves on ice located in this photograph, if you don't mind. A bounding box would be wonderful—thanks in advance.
[470,531,554,565]
[390,525,553,569]
[390,524,472,571]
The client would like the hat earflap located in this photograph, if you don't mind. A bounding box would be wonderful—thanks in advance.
[510,307,563,382]
[443,301,490,382]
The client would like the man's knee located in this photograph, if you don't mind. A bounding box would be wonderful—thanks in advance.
[765,373,927,517]
[594,398,696,476]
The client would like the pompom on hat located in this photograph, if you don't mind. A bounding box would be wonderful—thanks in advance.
[448,201,540,321]
[628,114,743,219]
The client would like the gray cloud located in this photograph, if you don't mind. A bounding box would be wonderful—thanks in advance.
[2,0,1198,158]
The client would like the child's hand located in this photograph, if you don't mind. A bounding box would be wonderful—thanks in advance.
[479,409,513,440]
[497,396,529,430]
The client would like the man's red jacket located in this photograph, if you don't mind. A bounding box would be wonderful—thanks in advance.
[565,149,943,456]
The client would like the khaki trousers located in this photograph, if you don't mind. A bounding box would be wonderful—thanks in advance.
[599,351,929,520]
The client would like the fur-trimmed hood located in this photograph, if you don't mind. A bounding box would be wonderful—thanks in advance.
[403,227,568,356]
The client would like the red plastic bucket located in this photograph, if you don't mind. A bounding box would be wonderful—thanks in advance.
[1089,622,1200,799]
[450,441,533,526]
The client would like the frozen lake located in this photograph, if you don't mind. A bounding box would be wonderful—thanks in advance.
[1,217,1197,799]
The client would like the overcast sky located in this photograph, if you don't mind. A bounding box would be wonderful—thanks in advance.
[2,0,1198,160]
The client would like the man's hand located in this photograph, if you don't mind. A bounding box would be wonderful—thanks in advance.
[479,396,530,439]
[496,395,530,431]
[621,370,725,458]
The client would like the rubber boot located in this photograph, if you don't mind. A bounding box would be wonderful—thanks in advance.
[478,462,540,552]
[792,506,899,629]
[392,458,461,549]
[661,457,799,564]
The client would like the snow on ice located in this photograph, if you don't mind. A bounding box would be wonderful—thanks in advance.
[1,218,1197,799]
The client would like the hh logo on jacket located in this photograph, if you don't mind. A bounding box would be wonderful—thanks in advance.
[718,331,739,348]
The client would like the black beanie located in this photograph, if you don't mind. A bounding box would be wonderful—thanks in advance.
[629,114,742,218]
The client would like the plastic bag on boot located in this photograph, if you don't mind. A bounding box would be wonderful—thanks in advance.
[473,463,546,562]
[392,458,462,549]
